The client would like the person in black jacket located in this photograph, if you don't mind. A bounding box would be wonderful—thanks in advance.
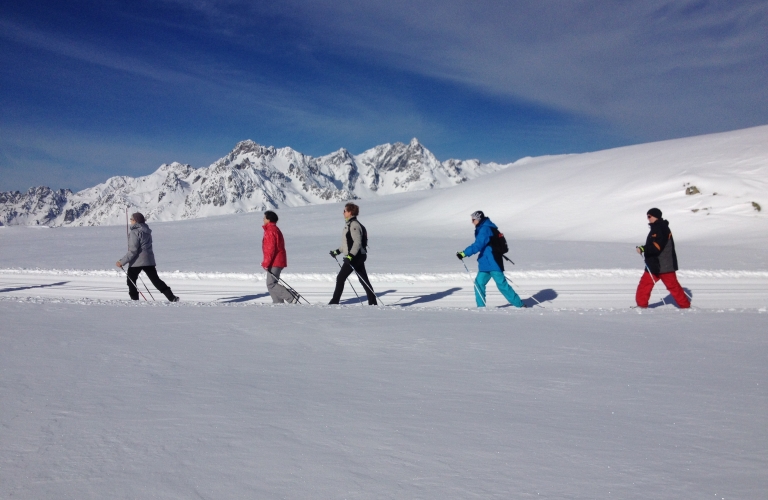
[635,208,690,308]
[328,203,377,305]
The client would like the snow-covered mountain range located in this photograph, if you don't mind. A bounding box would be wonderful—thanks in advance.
[0,138,508,227]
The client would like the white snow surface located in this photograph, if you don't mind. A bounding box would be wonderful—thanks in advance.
[1,301,766,499]
[1,126,767,498]
[391,125,768,245]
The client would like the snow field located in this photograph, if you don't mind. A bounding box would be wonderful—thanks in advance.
[1,301,766,499]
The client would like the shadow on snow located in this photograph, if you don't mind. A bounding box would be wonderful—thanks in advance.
[497,288,559,308]
[649,288,694,308]
[393,287,463,307]
[0,281,70,293]
[219,293,270,303]
[340,289,397,305]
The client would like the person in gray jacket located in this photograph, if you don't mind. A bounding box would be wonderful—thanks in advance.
[328,203,377,305]
[115,212,179,302]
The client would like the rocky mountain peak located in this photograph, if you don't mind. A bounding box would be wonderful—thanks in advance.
[1,139,511,226]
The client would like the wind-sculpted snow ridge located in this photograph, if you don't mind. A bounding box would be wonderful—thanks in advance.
[3,268,767,280]
[0,138,509,227]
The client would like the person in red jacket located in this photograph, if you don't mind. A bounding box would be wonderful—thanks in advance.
[261,211,296,304]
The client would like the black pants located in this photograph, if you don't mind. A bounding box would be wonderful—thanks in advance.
[126,266,175,301]
[330,254,377,305]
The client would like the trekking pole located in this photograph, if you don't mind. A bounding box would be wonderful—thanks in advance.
[136,274,156,301]
[120,266,148,301]
[499,253,542,307]
[639,250,665,306]
[345,260,385,306]
[502,271,544,308]
[266,269,311,305]
[333,254,364,306]
[459,258,487,307]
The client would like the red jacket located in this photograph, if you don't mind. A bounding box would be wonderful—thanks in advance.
[261,223,287,268]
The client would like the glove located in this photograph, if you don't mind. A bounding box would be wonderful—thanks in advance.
[637,246,645,253]
[330,249,341,257]
[345,254,353,261]
[456,251,465,260]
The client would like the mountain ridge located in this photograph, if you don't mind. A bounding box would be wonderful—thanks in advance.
[0,139,511,227]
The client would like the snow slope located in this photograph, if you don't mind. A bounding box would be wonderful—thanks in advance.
[384,125,767,245]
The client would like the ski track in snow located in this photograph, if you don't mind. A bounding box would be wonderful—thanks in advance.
[1,268,766,310]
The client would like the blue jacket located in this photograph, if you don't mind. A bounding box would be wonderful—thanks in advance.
[463,218,502,272]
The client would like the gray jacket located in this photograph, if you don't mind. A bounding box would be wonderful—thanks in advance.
[336,217,367,257]
[119,223,156,267]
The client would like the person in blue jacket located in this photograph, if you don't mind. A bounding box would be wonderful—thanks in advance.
[456,210,524,308]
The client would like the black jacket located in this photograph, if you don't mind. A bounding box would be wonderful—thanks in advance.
[643,219,679,274]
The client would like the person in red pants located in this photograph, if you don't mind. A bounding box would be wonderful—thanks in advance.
[635,208,690,308]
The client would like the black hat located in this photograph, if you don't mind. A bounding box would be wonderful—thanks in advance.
[647,208,662,219]
[471,210,485,220]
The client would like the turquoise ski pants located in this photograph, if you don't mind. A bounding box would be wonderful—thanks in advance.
[474,271,524,307]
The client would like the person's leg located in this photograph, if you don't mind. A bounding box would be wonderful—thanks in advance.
[329,260,355,304]
[267,267,296,303]
[635,271,656,308]
[490,271,524,307]
[267,267,283,304]
[474,272,492,307]
[143,266,177,301]
[659,272,691,308]
[126,266,141,300]
[351,256,377,305]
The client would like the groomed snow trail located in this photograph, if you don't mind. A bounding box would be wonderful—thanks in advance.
[2,268,766,309]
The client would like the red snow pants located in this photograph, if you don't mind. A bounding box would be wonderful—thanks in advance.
[635,271,690,308]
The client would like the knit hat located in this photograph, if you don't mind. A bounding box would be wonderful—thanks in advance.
[471,210,485,221]
[646,208,662,219]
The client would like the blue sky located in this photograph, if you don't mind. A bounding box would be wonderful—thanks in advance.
[1,0,767,192]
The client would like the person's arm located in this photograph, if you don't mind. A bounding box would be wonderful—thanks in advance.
[118,231,140,266]
[261,228,277,268]
[463,226,492,257]
[641,227,669,257]
[347,221,363,256]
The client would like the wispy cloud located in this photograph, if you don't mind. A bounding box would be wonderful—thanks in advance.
[0,19,192,84]
[296,1,768,138]
[160,0,768,139]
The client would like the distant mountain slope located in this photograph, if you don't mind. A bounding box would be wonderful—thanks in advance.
[378,125,767,245]
[0,139,508,227]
